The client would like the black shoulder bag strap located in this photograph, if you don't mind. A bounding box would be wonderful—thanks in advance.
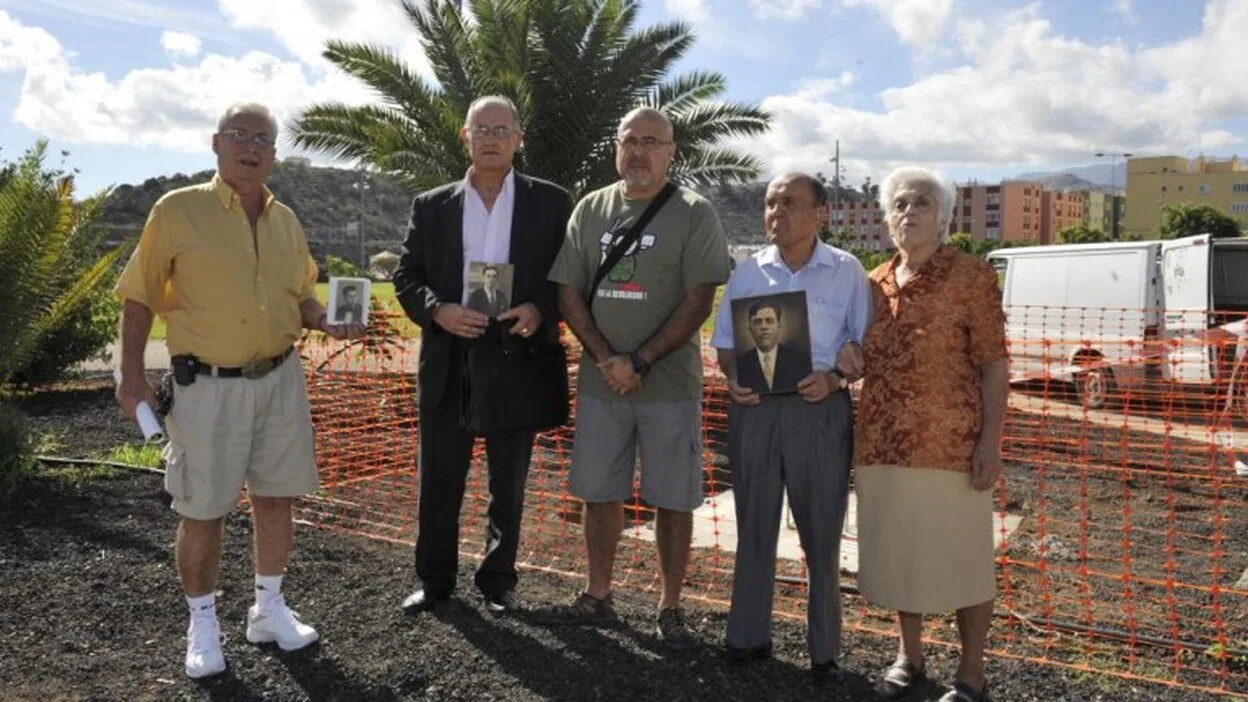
[586,182,678,307]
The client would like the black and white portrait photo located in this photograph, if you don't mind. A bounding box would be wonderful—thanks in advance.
[730,291,813,395]
[328,276,371,326]
[464,261,515,318]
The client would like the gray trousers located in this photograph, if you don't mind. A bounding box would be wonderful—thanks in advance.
[725,390,853,665]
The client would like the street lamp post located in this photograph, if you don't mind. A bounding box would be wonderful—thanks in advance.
[353,171,371,267]
[1095,151,1132,239]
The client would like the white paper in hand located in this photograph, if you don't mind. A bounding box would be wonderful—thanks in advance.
[113,368,166,443]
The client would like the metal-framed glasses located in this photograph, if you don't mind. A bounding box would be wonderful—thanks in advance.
[219,128,275,148]
[470,125,518,139]
[617,136,671,151]
[892,195,935,214]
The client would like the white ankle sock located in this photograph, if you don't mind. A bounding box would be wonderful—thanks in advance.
[255,574,283,610]
[186,593,216,619]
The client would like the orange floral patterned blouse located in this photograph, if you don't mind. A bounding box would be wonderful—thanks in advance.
[853,245,1008,472]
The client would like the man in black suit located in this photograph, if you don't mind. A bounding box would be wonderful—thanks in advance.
[735,300,811,394]
[393,95,573,615]
[335,284,364,324]
[466,265,509,318]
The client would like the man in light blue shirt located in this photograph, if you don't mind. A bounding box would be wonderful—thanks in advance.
[710,172,871,685]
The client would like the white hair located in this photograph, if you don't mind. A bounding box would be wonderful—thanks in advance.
[217,102,279,136]
[618,106,673,139]
[465,95,521,128]
[880,166,956,240]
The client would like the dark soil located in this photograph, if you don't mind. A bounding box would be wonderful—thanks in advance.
[1,379,1239,701]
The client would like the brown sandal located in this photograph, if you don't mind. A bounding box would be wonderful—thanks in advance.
[874,660,926,699]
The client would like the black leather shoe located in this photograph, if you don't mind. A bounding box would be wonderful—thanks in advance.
[812,659,843,686]
[483,590,518,614]
[402,588,448,614]
[724,644,772,665]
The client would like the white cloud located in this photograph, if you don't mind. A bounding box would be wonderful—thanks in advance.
[161,30,202,61]
[841,0,955,45]
[0,9,370,154]
[744,0,1248,183]
[1111,0,1137,21]
[748,0,822,20]
[666,0,710,23]
[215,0,432,78]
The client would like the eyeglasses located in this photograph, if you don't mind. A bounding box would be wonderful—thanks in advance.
[892,196,935,213]
[470,125,518,140]
[617,136,672,151]
[219,128,275,148]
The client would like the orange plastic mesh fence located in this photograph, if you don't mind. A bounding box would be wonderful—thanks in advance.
[293,307,1248,697]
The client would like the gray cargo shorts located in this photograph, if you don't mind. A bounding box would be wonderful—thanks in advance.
[568,392,704,512]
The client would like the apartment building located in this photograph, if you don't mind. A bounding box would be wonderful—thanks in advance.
[1077,191,1126,237]
[949,181,1047,243]
[1041,190,1085,244]
[1124,154,1248,239]
[829,199,889,250]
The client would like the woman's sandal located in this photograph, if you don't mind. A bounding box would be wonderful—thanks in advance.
[938,679,992,702]
[874,660,926,700]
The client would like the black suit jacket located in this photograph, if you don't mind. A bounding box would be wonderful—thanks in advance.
[466,287,510,318]
[735,343,811,394]
[335,303,364,324]
[393,172,574,409]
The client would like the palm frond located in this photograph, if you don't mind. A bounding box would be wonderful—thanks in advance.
[672,146,766,188]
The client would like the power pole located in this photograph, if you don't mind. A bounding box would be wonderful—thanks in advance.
[831,140,841,236]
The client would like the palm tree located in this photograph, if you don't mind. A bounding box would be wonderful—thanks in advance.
[0,142,125,389]
[290,0,771,196]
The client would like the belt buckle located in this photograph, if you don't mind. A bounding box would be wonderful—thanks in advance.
[241,358,274,379]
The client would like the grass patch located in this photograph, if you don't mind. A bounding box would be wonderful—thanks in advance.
[103,442,165,469]
[41,442,165,485]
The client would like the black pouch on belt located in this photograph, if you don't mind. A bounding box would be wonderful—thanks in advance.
[171,354,198,387]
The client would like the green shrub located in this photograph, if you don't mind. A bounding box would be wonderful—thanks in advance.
[0,141,125,389]
[325,254,365,279]
[0,403,35,499]
[12,275,120,385]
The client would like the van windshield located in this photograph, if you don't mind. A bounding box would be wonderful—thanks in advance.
[1212,244,1248,311]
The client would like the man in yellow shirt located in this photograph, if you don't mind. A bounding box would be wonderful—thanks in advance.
[114,102,362,679]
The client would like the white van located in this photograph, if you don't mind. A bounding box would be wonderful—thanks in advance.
[986,234,1248,408]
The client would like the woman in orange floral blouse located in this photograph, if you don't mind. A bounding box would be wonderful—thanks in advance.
[846,167,1009,702]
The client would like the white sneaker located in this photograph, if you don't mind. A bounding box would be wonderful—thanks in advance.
[185,615,226,679]
[1235,459,1248,477]
[246,595,319,651]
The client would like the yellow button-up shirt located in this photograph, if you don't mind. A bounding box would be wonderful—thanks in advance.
[116,173,319,367]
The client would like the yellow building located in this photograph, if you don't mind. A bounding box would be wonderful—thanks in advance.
[1123,154,1248,239]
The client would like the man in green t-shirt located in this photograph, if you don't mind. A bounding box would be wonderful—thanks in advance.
[535,107,731,649]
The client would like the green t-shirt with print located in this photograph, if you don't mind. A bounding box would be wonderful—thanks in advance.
[548,181,731,402]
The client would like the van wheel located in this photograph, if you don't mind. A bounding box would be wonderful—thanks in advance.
[1076,365,1116,410]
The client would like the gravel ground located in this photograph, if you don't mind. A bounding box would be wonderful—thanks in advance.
[1,379,1239,701]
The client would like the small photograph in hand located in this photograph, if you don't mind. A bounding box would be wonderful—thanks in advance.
[328,277,371,326]
[464,261,515,318]
[730,291,813,395]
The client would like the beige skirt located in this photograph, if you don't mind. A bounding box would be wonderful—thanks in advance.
[855,464,997,614]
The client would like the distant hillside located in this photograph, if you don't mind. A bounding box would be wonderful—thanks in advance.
[1014,163,1127,192]
[96,161,863,259]
[97,159,415,263]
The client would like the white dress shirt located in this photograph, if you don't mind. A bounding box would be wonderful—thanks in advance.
[461,168,515,305]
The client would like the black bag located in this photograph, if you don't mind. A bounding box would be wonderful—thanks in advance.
[459,321,570,434]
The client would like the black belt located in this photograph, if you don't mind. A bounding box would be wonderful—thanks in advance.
[195,346,295,379]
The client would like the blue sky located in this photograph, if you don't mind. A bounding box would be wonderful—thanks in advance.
[1,0,1244,194]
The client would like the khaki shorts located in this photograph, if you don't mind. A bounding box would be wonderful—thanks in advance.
[568,393,704,512]
[162,352,318,520]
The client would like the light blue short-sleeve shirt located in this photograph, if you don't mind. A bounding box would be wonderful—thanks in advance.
[711,242,872,371]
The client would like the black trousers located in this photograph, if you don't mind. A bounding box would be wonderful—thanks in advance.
[415,349,535,597]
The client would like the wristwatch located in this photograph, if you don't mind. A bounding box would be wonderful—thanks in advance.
[630,351,651,376]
